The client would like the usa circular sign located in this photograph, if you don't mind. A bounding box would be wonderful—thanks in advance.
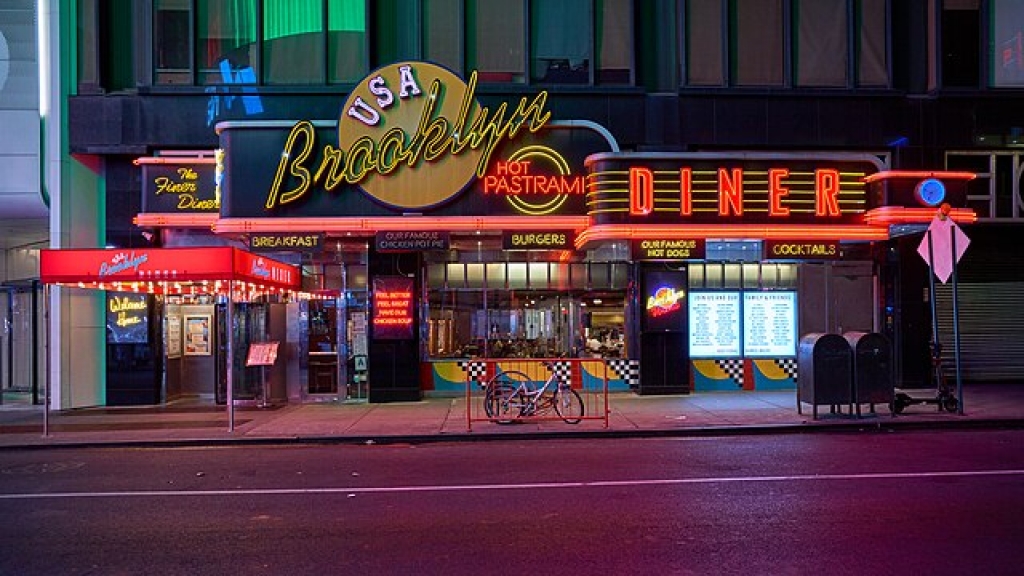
[336,62,551,211]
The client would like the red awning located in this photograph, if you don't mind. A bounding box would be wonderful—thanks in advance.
[40,247,302,295]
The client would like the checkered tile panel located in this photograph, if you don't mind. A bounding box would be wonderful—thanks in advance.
[716,359,744,387]
[547,361,573,385]
[457,361,489,387]
[606,359,640,388]
[777,358,798,382]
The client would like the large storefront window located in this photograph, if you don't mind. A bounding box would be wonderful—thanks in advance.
[425,260,628,360]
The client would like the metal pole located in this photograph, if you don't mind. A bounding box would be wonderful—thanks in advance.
[951,228,964,415]
[43,284,51,437]
[32,280,39,405]
[925,230,940,389]
[227,282,235,432]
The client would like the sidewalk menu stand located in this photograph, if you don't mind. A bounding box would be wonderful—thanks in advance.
[246,342,280,408]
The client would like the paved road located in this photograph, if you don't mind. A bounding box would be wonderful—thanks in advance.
[2,430,1023,575]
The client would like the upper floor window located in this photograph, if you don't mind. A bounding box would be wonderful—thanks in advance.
[681,0,889,89]
[935,0,1024,89]
[455,0,633,85]
[154,0,367,86]
[989,0,1024,87]
[153,0,630,88]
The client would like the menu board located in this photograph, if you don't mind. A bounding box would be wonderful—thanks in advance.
[246,341,280,366]
[166,314,182,358]
[688,292,741,358]
[743,292,797,357]
[183,314,212,356]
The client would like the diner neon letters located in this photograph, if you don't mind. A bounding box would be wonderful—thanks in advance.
[266,68,552,210]
[628,167,845,217]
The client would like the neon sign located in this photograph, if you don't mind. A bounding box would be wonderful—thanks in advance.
[106,293,149,344]
[251,258,271,279]
[765,240,839,259]
[633,239,705,260]
[108,295,147,327]
[587,154,880,227]
[99,252,149,277]
[646,286,686,318]
[482,146,585,215]
[266,62,552,212]
[372,277,414,339]
[629,167,844,218]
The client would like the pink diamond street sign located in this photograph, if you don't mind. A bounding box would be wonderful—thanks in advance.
[917,215,970,284]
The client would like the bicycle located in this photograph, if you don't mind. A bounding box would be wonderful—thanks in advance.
[482,363,584,424]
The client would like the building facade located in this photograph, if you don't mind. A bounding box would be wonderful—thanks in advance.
[21,0,1024,409]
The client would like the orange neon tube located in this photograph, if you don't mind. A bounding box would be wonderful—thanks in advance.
[213,216,592,234]
[863,207,977,225]
[134,213,218,228]
[574,224,889,250]
[863,170,976,183]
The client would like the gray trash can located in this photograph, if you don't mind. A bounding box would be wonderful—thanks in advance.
[797,333,853,419]
[843,331,895,416]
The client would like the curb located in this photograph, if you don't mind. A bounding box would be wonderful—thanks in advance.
[1,417,1022,451]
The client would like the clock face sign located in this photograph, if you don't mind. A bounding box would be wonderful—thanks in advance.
[915,178,946,207]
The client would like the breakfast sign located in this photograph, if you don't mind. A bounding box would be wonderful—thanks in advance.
[217,61,610,220]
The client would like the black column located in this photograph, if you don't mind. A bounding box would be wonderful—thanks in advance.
[637,265,691,395]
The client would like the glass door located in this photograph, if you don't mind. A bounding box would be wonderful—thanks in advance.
[0,282,44,405]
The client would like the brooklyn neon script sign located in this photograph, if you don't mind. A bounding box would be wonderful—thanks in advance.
[266,62,552,211]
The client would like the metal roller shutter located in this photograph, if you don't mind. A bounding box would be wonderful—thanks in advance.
[934,282,1024,381]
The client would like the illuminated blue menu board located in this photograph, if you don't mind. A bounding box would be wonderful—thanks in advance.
[688,292,740,358]
[742,292,797,357]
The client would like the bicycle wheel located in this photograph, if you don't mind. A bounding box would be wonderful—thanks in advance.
[554,386,584,424]
[484,371,531,424]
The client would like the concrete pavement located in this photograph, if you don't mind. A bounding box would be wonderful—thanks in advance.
[1,382,1023,449]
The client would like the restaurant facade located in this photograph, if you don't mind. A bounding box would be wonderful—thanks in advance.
[30,1,1023,411]
[47,59,979,407]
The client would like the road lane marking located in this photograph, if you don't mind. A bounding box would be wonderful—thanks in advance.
[2,469,1023,501]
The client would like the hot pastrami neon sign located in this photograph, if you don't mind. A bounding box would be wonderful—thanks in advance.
[266,62,552,212]
[482,146,585,215]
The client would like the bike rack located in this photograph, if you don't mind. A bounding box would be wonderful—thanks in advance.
[465,358,610,431]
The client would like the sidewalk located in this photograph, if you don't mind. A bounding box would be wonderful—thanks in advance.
[2,383,1023,449]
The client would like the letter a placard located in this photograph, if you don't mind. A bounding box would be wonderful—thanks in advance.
[917,215,970,284]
